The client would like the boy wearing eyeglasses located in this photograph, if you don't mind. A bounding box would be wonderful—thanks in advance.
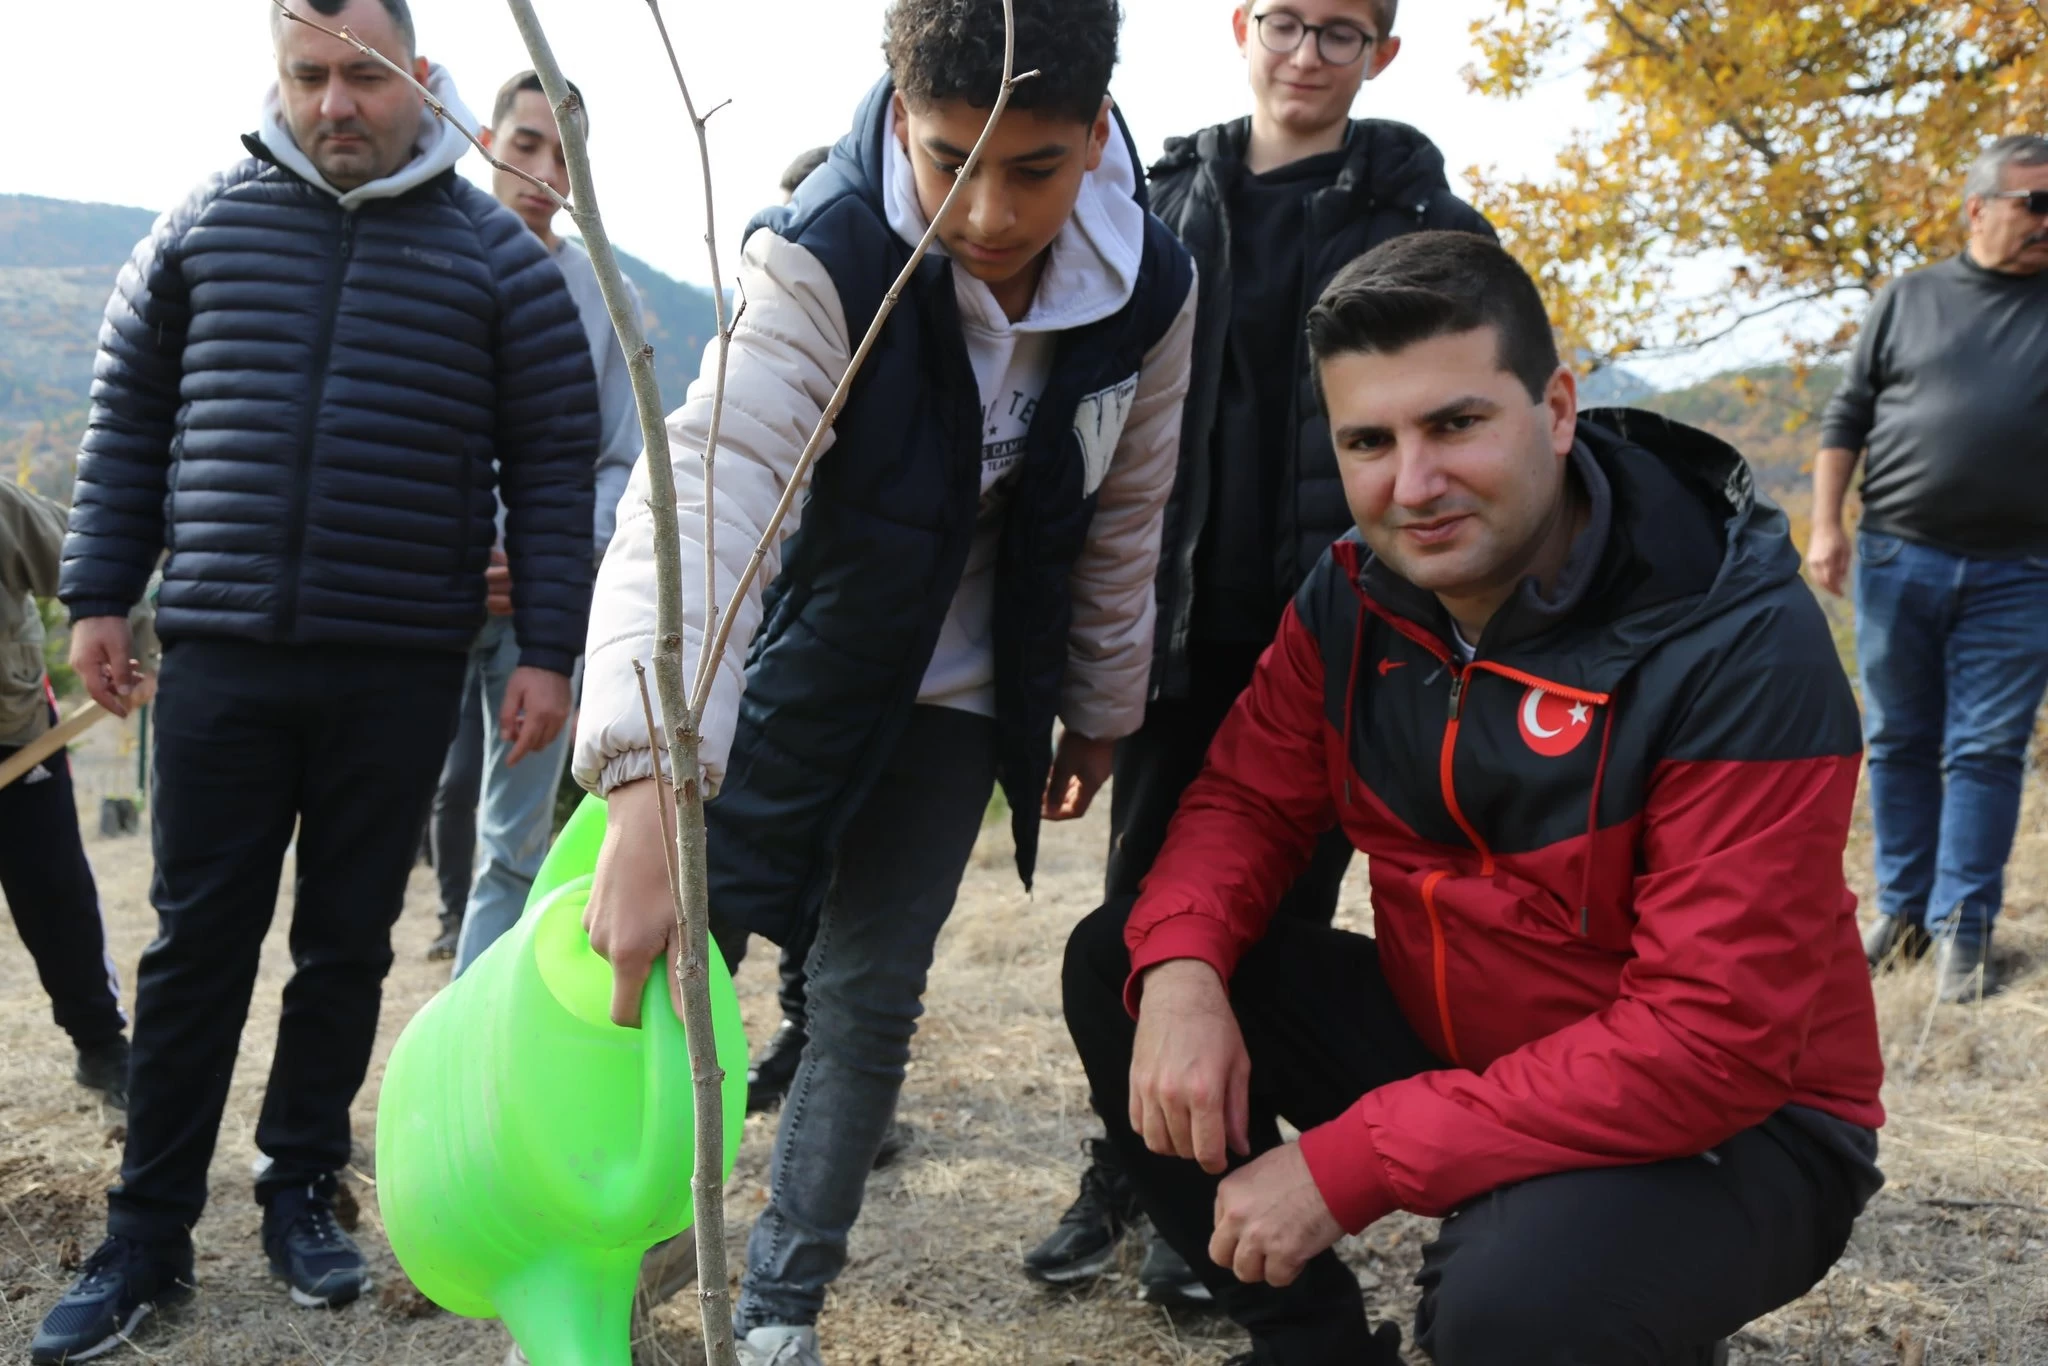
[1022,0,1494,1304]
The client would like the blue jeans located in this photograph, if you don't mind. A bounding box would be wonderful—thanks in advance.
[451,615,578,976]
[735,706,998,1330]
[1856,532,2048,949]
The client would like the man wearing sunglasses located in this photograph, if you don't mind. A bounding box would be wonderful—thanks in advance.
[1023,0,1493,1304]
[1809,133,2048,1003]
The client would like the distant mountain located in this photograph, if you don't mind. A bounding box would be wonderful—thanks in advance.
[1636,364,1842,493]
[0,195,156,269]
[4,193,1839,515]
[0,192,718,500]
[1578,361,1657,407]
[609,245,720,410]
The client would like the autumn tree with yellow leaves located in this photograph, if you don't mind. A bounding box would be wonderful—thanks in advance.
[1465,1,2048,369]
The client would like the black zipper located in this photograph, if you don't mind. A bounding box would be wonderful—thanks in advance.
[279,209,356,638]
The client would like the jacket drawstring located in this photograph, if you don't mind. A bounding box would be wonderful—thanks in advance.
[1579,705,1617,936]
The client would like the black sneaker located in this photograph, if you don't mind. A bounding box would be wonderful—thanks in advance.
[1863,914,1931,972]
[746,1019,807,1115]
[74,1036,130,1112]
[872,1120,915,1171]
[262,1177,369,1308]
[426,921,461,962]
[30,1235,193,1364]
[1022,1138,1141,1286]
[1137,1234,1213,1310]
[1935,930,1996,1004]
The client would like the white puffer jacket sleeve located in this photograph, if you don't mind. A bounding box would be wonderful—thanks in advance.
[1058,268,1198,742]
[575,230,850,797]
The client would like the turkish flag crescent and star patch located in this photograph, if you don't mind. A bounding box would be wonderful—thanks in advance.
[1517,686,1597,758]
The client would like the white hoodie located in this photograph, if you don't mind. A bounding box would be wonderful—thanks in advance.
[574,108,1197,798]
[255,63,476,210]
[883,102,1149,716]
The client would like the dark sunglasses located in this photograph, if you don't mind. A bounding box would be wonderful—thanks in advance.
[1988,189,2048,215]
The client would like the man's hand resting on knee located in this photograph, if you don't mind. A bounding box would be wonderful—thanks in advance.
[1130,959,1344,1287]
[1211,1143,1344,1287]
[1130,959,1251,1173]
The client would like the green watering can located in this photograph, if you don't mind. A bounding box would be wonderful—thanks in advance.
[376,795,748,1365]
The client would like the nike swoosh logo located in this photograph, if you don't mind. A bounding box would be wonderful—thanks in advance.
[1378,659,1406,676]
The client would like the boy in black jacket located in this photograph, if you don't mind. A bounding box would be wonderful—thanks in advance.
[1023,0,1494,1302]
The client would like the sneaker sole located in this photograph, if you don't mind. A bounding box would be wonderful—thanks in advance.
[273,1265,369,1310]
[35,1300,157,1364]
[1138,1278,1216,1310]
[1022,1243,1119,1286]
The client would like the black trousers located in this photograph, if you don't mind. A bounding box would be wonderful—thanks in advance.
[1107,641,1351,914]
[1064,901,1864,1366]
[0,707,125,1046]
[109,640,464,1240]
[429,670,487,926]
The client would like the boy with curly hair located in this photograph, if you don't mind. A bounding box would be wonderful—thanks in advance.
[573,0,1195,1359]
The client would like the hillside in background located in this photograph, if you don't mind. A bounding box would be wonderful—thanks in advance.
[1637,364,1842,495]
[5,195,1844,513]
[1,192,717,500]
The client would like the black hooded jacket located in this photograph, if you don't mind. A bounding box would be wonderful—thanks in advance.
[1145,117,1494,697]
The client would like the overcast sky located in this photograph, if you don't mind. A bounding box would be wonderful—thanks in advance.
[11,2,1780,383]
[18,2,1591,277]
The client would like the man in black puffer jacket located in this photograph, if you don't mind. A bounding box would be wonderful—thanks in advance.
[1024,0,1494,1307]
[35,2,596,1358]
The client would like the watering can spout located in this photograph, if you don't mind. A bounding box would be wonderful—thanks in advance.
[495,1248,640,1366]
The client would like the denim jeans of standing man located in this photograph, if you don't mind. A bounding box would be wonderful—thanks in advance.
[451,613,578,976]
[1856,532,2048,954]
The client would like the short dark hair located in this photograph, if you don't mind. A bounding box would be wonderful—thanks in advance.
[1241,0,1396,39]
[278,0,416,56]
[493,70,588,135]
[884,0,1121,126]
[780,146,832,196]
[1306,232,1560,403]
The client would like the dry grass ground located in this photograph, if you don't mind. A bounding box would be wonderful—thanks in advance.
[2,716,2045,1365]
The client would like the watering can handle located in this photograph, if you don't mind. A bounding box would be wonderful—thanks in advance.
[618,954,707,1222]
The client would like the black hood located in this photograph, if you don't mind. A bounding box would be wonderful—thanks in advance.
[1352,408,1804,696]
[1150,116,1458,208]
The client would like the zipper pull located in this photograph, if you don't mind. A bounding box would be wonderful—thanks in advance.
[1447,671,1466,721]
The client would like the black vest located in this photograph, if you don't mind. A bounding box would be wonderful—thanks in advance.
[705,79,1195,944]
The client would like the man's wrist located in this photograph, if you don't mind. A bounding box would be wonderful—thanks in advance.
[1139,957,1227,1001]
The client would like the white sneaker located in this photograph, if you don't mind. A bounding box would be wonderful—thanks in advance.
[736,1324,823,1366]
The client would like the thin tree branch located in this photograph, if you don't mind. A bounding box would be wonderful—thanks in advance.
[268,0,570,210]
[1622,283,1864,356]
[688,22,1042,718]
[643,0,734,710]
[501,10,734,1363]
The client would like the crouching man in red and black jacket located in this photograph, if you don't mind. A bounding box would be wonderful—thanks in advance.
[1061,232,1885,1366]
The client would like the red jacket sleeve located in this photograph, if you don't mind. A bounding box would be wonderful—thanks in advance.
[1299,750,1865,1232]
[1123,603,1338,1013]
